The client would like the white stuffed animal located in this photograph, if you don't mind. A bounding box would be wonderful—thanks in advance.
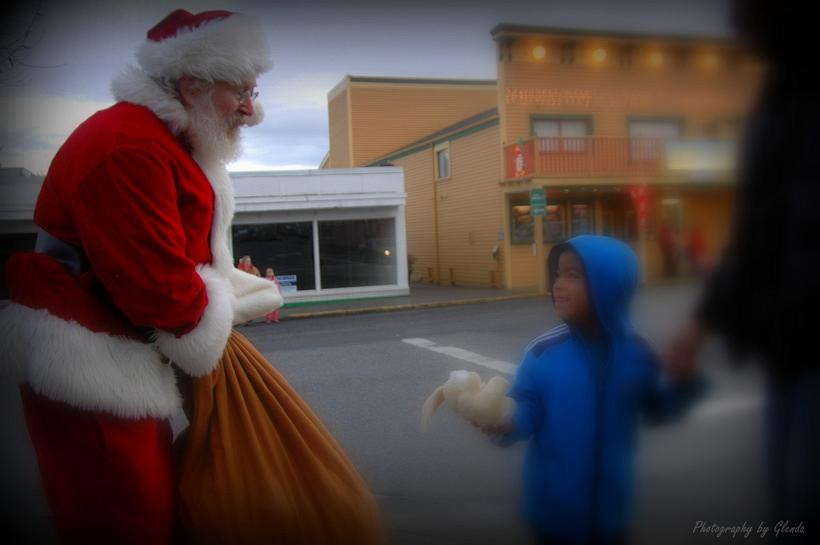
[421,370,516,432]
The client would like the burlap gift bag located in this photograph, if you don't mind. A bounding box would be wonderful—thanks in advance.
[175,330,386,545]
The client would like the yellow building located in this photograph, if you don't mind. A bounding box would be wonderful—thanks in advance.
[323,24,765,290]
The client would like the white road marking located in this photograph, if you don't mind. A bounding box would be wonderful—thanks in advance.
[402,337,517,375]
[691,394,763,419]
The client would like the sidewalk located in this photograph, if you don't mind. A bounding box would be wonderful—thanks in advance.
[248,275,701,323]
[266,282,543,321]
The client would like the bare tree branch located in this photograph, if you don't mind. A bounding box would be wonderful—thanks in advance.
[0,1,47,86]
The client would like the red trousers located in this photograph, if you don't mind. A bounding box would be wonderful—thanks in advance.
[20,386,174,545]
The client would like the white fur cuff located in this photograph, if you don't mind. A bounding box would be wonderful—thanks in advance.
[154,264,234,377]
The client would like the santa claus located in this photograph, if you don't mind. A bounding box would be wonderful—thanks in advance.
[0,9,282,544]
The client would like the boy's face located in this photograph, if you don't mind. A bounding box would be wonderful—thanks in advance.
[552,249,592,325]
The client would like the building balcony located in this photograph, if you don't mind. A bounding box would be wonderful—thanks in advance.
[503,137,737,182]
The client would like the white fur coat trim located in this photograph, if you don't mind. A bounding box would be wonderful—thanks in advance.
[136,14,272,85]
[0,303,181,419]
[153,264,234,377]
[111,65,190,135]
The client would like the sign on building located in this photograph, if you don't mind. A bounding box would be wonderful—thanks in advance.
[276,275,298,294]
[530,188,546,216]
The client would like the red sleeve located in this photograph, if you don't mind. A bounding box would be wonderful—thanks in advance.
[73,145,207,335]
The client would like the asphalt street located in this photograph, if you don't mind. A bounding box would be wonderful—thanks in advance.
[1,283,769,544]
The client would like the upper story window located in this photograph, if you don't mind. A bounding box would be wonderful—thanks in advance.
[672,47,690,69]
[435,142,450,180]
[628,119,682,138]
[561,42,576,65]
[619,45,635,67]
[628,118,682,160]
[533,118,591,153]
[724,49,742,71]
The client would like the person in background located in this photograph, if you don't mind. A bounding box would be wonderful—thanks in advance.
[665,0,819,541]
[686,224,707,277]
[264,267,281,323]
[238,255,261,276]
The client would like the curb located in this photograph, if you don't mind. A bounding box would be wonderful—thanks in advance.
[279,292,543,321]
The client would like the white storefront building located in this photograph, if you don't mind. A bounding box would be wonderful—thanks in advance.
[0,166,409,303]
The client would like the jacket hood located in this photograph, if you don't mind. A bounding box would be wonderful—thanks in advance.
[548,235,640,339]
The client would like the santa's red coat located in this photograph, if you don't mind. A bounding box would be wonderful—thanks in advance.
[4,100,237,418]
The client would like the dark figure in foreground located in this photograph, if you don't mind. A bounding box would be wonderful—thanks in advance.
[666,1,819,541]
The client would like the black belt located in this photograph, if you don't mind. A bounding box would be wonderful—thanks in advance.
[34,228,88,276]
[35,228,163,348]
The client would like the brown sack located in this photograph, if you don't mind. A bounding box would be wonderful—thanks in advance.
[175,330,386,545]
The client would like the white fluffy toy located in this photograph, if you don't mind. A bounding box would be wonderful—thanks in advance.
[421,370,516,432]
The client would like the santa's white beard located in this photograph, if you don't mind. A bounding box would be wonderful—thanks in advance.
[185,96,264,165]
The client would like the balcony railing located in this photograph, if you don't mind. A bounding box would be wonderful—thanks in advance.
[504,136,666,179]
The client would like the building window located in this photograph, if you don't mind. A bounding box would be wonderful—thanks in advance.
[628,119,682,138]
[544,204,567,242]
[561,42,575,65]
[319,218,397,288]
[672,47,690,69]
[725,49,742,71]
[510,202,534,244]
[232,222,316,291]
[435,142,450,180]
[435,143,450,180]
[619,45,634,67]
[628,118,682,161]
[510,200,587,244]
[437,148,450,178]
[706,118,743,139]
[570,202,595,236]
[533,118,591,153]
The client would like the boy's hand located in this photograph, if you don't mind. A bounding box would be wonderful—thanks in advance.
[663,319,704,382]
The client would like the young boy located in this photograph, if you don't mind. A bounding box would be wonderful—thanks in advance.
[487,235,707,545]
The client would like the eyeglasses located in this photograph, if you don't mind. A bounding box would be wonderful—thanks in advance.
[233,87,259,102]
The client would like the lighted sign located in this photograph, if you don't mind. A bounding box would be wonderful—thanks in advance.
[665,140,737,174]
[505,88,592,107]
[504,87,750,110]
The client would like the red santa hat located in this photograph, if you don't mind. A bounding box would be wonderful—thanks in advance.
[136,9,272,84]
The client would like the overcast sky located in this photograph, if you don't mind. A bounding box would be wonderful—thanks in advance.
[0,0,732,174]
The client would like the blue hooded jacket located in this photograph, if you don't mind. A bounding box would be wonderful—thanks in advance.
[499,235,707,540]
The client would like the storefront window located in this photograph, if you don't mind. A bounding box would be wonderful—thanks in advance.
[544,204,566,242]
[570,203,594,236]
[510,203,534,244]
[232,222,316,291]
[319,218,396,288]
